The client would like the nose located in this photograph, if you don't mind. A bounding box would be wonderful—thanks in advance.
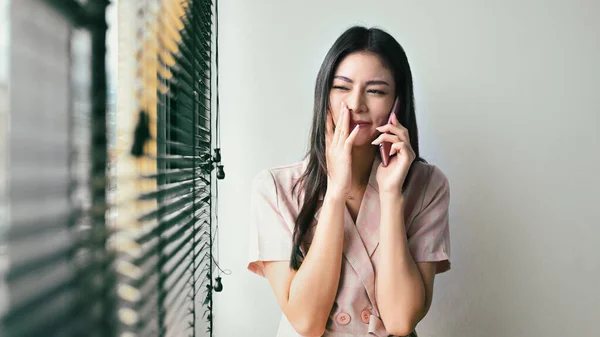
[343,89,367,114]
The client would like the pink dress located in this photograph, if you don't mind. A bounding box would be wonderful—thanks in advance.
[247,156,451,337]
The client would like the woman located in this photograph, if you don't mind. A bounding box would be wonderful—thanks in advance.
[248,26,451,337]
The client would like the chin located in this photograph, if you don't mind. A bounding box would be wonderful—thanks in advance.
[352,132,378,147]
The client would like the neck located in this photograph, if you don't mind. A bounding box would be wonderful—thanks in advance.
[351,144,377,188]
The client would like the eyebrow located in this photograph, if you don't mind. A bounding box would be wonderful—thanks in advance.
[333,75,390,86]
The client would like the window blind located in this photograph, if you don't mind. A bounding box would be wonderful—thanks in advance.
[114,0,215,336]
[1,0,217,336]
[1,0,115,336]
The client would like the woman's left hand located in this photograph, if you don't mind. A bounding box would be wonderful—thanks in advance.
[371,113,416,195]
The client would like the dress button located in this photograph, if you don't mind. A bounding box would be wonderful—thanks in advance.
[361,310,371,324]
[336,312,351,325]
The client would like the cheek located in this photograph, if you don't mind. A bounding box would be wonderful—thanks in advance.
[328,96,342,122]
[373,113,390,127]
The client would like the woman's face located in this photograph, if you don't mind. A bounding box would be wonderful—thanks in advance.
[328,51,397,147]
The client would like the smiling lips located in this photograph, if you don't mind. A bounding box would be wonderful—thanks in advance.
[349,121,372,129]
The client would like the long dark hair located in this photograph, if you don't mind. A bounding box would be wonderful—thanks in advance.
[290,26,426,270]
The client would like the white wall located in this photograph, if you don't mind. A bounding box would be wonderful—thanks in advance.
[0,0,9,321]
[213,1,600,336]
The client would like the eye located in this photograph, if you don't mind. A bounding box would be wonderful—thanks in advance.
[332,85,350,91]
[368,89,386,95]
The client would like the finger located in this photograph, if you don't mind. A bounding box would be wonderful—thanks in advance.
[375,124,410,143]
[389,141,405,156]
[344,124,361,150]
[333,101,344,145]
[325,111,334,148]
[371,133,401,146]
[340,101,350,139]
[390,141,415,158]
[390,112,400,126]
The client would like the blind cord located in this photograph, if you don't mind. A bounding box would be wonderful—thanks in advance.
[212,0,231,282]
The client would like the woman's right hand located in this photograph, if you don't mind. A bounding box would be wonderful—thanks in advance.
[325,101,361,199]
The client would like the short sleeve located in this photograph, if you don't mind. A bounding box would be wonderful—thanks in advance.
[407,166,451,274]
[247,169,293,278]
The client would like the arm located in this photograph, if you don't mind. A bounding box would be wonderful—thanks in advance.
[262,101,360,336]
[263,191,346,337]
[376,192,437,336]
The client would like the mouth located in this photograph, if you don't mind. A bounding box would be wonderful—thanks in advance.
[350,121,372,129]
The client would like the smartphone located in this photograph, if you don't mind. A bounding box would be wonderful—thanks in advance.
[379,97,400,167]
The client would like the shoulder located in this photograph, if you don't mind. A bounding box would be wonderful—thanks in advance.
[403,161,450,213]
[409,161,449,191]
[253,162,302,185]
[251,160,305,197]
